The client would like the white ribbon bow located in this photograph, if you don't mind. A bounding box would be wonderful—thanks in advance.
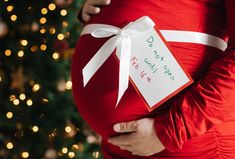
[82,16,155,107]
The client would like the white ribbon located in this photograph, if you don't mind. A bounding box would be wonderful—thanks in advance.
[81,16,228,108]
[82,16,155,106]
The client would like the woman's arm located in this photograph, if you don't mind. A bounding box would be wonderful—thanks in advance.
[154,0,235,152]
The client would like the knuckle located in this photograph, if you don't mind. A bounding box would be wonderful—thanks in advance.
[83,2,89,8]
[120,123,126,131]
[86,0,95,4]
[83,5,89,13]
[132,152,136,155]
[92,0,110,5]
[128,122,134,128]
[86,5,92,12]
[119,146,125,150]
[91,0,99,5]
[81,12,86,19]
[84,15,90,22]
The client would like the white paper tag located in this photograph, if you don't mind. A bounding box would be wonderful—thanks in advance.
[117,28,193,111]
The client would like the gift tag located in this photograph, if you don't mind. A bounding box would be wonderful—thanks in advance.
[124,27,193,111]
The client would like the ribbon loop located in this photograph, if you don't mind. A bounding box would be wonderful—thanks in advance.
[91,27,120,38]
[82,16,156,107]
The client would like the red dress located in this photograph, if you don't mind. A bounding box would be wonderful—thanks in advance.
[71,0,235,158]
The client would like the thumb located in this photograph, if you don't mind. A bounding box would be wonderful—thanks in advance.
[113,120,138,133]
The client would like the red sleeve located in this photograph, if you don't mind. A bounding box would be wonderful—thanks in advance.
[154,0,235,152]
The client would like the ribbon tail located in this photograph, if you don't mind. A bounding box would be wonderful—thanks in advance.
[82,36,120,86]
[115,37,132,107]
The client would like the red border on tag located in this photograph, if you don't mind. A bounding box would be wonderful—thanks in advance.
[114,25,194,112]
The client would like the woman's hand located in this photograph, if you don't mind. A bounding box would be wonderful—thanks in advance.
[108,118,165,156]
[81,0,111,22]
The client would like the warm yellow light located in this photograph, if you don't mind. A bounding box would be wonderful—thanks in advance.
[40,28,46,34]
[17,50,24,57]
[77,143,84,152]
[60,9,67,16]
[32,84,40,92]
[13,99,20,105]
[21,152,29,158]
[20,40,28,46]
[62,147,68,154]
[31,22,39,32]
[7,5,14,12]
[29,80,35,86]
[9,95,16,101]
[49,27,56,34]
[0,76,2,82]
[93,151,100,158]
[10,15,17,21]
[26,99,33,106]
[16,123,22,130]
[41,8,48,15]
[31,45,38,52]
[39,17,47,24]
[40,44,47,51]
[48,3,56,11]
[62,21,69,28]
[5,49,12,56]
[65,126,72,133]
[57,34,64,40]
[6,142,14,149]
[66,31,70,38]
[19,93,26,100]
[65,81,72,90]
[52,52,59,60]
[68,152,75,158]
[6,112,13,119]
[58,152,63,157]
[32,126,39,132]
[72,144,79,150]
[49,132,56,138]
[87,135,96,144]
[42,98,49,103]
[4,0,8,2]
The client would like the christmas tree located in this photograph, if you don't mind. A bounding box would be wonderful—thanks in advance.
[0,0,102,158]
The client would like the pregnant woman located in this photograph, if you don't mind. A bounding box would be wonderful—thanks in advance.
[72,0,235,158]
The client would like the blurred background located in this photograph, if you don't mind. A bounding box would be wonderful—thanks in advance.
[0,0,102,158]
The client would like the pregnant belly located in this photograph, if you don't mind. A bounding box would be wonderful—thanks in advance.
[71,0,224,139]
[71,1,165,139]
[72,35,155,139]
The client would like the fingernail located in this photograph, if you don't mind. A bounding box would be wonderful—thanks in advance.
[108,139,113,144]
[113,124,120,132]
[106,0,111,4]
[96,8,100,13]
[133,122,138,127]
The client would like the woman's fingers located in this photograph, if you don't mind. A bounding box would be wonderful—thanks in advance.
[82,4,99,22]
[84,4,101,15]
[87,0,111,6]
[82,11,91,22]
[82,0,111,22]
